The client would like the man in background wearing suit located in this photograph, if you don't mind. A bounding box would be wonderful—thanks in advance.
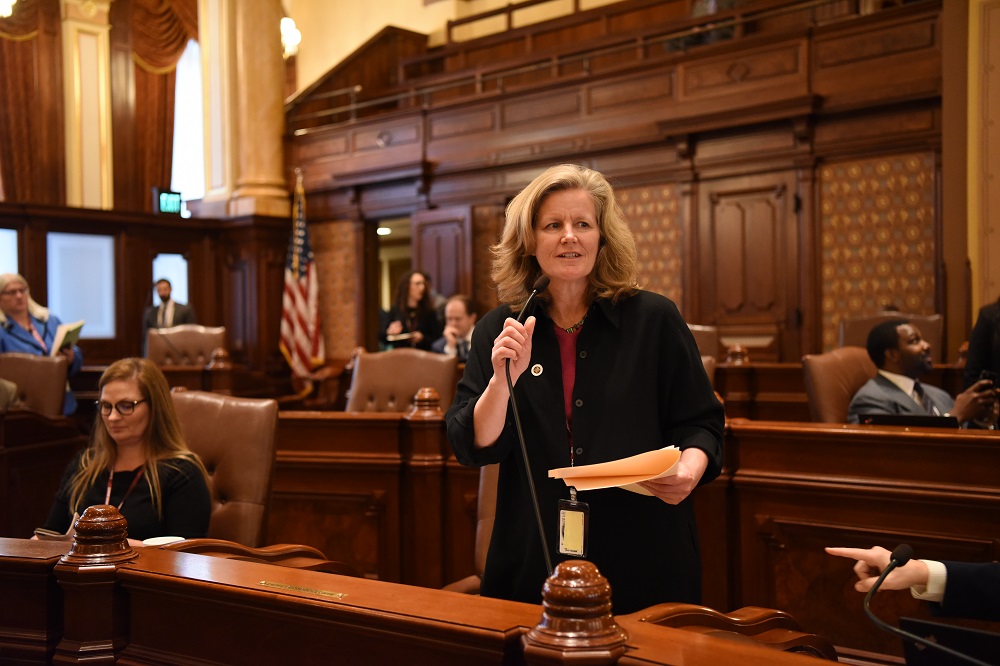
[847,319,996,425]
[143,278,197,337]
[431,295,476,363]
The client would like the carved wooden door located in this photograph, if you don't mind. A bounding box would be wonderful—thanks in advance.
[697,171,801,362]
[412,206,473,301]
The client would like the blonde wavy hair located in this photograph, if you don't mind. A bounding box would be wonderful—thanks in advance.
[0,273,50,325]
[491,164,638,310]
[67,358,208,518]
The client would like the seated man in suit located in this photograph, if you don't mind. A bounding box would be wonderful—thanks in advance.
[431,295,477,363]
[143,279,197,335]
[847,319,997,425]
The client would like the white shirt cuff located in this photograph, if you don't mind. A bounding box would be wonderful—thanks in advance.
[910,559,946,602]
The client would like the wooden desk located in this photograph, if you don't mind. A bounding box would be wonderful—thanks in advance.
[268,407,479,588]
[720,420,1000,657]
[0,411,87,539]
[0,535,827,665]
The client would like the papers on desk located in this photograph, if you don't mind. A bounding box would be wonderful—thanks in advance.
[385,332,415,342]
[548,446,681,496]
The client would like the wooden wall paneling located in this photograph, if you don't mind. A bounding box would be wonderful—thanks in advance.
[412,206,472,301]
[471,204,505,315]
[218,216,288,374]
[811,5,941,112]
[698,171,800,362]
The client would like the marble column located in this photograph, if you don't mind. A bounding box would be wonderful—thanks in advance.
[190,0,289,219]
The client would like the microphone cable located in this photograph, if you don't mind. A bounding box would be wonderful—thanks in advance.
[505,275,552,576]
[863,545,991,666]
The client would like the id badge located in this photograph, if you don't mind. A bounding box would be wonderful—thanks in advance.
[558,495,589,557]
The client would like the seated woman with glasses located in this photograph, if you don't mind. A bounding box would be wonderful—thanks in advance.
[0,272,83,414]
[35,358,211,546]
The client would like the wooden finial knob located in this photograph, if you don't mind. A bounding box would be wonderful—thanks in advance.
[59,504,137,565]
[523,560,627,663]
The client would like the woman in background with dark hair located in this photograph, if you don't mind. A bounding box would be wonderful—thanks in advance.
[964,295,1000,388]
[381,270,443,351]
[36,358,211,546]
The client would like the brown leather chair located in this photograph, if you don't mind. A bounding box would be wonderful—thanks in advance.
[688,324,720,360]
[0,352,69,417]
[701,355,717,387]
[443,463,498,594]
[170,389,278,547]
[837,311,943,357]
[147,324,227,367]
[345,348,459,412]
[633,603,838,660]
[801,346,877,423]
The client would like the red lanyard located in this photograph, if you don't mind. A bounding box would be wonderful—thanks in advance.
[105,468,145,509]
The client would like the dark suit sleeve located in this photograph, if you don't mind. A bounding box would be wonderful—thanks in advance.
[931,560,1000,621]
[177,304,197,325]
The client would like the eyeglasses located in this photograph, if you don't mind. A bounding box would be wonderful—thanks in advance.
[96,399,148,416]
[0,287,28,297]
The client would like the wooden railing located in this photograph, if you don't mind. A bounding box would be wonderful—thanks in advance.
[289,0,931,134]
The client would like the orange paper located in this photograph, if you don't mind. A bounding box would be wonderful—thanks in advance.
[548,446,681,495]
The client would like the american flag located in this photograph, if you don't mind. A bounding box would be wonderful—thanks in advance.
[280,171,325,379]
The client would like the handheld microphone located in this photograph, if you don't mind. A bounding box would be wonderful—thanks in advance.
[505,275,552,575]
[863,545,991,666]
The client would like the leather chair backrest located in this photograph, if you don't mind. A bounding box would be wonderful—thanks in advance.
[688,324,720,360]
[838,312,943,357]
[345,348,458,412]
[474,464,499,578]
[170,389,278,547]
[701,355,717,387]
[147,325,227,366]
[801,346,877,423]
[0,352,68,417]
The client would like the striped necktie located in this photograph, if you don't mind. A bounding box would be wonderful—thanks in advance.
[912,381,937,415]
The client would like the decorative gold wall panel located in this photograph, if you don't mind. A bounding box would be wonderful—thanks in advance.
[619,184,684,306]
[312,220,360,360]
[819,152,937,350]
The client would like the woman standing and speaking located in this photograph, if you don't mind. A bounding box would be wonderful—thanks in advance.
[446,164,723,614]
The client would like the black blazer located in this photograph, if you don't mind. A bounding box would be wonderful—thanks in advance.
[933,560,1000,621]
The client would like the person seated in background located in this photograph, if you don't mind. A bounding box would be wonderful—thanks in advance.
[35,357,211,547]
[0,377,21,411]
[143,278,197,335]
[0,273,83,415]
[847,319,997,426]
[825,545,1000,622]
[964,295,1000,389]
[431,295,477,362]
[381,270,443,351]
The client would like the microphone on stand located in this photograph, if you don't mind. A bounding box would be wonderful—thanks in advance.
[505,275,552,576]
[864,545,990,666]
